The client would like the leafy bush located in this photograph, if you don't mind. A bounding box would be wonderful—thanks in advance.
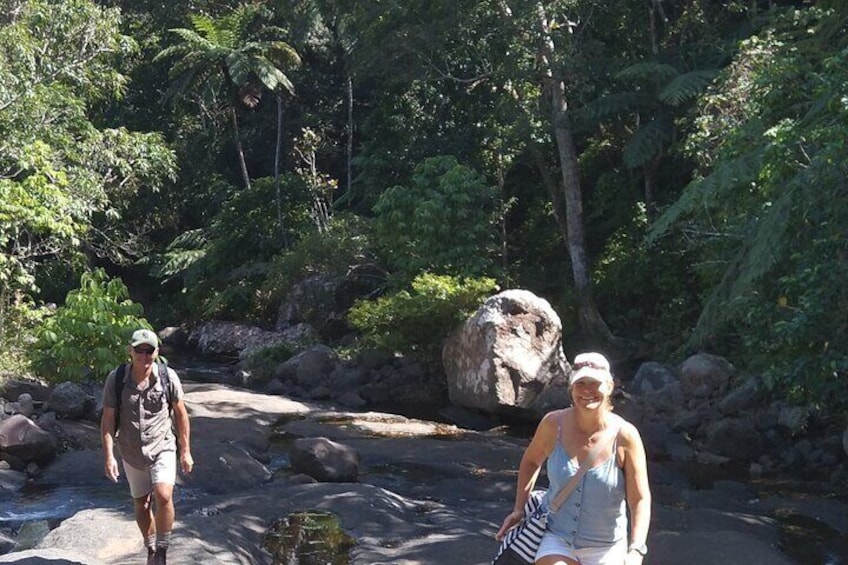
[29,269,150,383]
[373,155,498,283]
[347,273,498,367]
[241,342,297,384]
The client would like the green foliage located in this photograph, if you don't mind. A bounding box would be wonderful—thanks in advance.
[0,0,176,308]
[373,156,498,282]
[259,214,377,320]
[152,175,314,322]
[649,7,848,409]
[28,269,149,383]
[347,273,498,367]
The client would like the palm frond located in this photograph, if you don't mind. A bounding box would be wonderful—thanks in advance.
[226,52,250,86]
[615,62,679,83]
[576,92,655,123]
[167,27,215,51]
[659,70,719,106]
[268,41,302,68]
[252,58,295,94]
[647,150,764,244]
[622,115,673,168]
[688,188,794,346]
[189,15,220,42]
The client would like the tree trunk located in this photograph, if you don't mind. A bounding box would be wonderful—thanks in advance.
[231,106,251,191]
[535,3,613,341]
[274,94,286,246]
[529,142,569,244]
[346,71,354,198]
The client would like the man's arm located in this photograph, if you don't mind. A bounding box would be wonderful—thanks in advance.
[100,406,120,482]
[173,399,193,474]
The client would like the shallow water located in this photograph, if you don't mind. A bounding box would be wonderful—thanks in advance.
[263,511,355,565]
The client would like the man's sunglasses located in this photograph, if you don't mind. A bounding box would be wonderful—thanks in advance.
[574,360,605,370]
[133,346,156,355]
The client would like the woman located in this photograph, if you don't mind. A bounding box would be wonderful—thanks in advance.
[495,352,651,565]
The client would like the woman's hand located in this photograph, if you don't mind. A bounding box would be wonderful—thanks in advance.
[495,510,524,541]
[625,550,644,565]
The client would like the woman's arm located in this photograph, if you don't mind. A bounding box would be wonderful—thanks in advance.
[495,409,560,540]
[621,421,651,563]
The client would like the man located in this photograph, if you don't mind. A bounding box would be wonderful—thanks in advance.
[101,328,194,565]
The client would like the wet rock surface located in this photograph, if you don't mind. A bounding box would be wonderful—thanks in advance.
[0,381,845,564]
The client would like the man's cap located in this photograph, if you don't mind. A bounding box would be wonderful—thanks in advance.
[130,328,158,349]
[569,352,613,386]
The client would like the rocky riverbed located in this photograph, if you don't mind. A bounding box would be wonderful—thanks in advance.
[1,380,846,564]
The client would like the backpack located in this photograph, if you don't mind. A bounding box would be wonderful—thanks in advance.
[113,359,173,431]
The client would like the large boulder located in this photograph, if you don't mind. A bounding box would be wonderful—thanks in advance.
[0,415,58,470]
[442,289,569,416]
[189,321,316,359]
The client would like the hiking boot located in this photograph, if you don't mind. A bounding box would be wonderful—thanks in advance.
[153,548,167,565]
[145,548,156,565]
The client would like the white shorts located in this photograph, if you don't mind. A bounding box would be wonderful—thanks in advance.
[535,533,627,565]
[122,451,177,499]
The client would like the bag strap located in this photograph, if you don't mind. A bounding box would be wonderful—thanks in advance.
[548,416,620,513]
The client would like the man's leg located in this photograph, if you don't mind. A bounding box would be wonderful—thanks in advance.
[152,481,175,559]
[132,494,157,560]
[149,451,177,564]
[124,461,157,560]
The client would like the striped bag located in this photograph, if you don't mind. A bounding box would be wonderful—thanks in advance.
[492,489,548,564]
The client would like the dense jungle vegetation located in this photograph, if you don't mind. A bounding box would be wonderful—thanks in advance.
[0,0,845,413]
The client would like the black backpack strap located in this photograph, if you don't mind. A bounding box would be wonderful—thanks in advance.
[156,359,173,411]
[113,363,128,432]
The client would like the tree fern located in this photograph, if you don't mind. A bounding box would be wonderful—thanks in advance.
[688,187,794,345]
[647,150,764,245]
[659,70,719,106]
[615,61,679,83]
[572,92,654,126]
[622,115,673,168]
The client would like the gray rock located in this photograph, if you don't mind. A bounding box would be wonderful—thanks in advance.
[189,321,308,359]
[442,289,568,416]
[16,394,35,418]
[718,377,762,415]
[275,265,384,341]
[290,437,360,482]
[704,417,765,461]
[0,415,58,470]
[679,353,734,396]
[0,467,27,492]
[46,382,93,420]
[0,379,51,403]
[0,531,13,555]
[0,548,103,564]
[295,345,340,387]
[15,521,51,551]
[632,362,679,394]
[777,405,809,436]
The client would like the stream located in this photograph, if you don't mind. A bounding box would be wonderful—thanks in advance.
[1,350,846,564]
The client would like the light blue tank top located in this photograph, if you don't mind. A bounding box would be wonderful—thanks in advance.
[544,418,628,548]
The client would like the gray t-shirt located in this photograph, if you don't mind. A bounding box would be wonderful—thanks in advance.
[102,362,184,469]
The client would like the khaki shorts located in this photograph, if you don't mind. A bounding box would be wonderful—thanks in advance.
[122,451,177,499]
